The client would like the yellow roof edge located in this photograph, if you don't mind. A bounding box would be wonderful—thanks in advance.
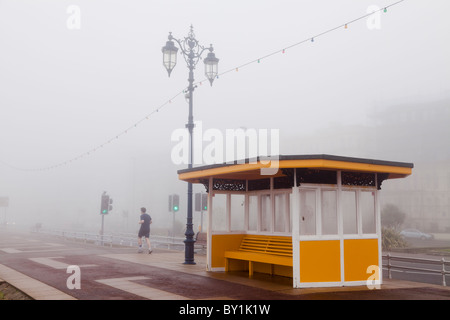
[178,158,412,182]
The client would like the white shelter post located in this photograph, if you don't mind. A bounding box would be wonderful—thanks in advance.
[207,177,213,271]
[375,173,383,285]
[291,168,300,288]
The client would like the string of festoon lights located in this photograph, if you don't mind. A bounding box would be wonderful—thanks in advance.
[192,1,404,86]
[0,0,404,172]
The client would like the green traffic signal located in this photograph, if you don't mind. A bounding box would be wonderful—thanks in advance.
[100,193,113,215]
[172,194,179,212]
[100,194,109,214]
[202,193,207,211]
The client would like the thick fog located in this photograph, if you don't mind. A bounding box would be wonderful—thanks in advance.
[0,0,449,234]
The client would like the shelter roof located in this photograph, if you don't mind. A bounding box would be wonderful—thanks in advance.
[177,154,413,184]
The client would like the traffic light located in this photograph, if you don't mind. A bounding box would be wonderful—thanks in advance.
[202,193,207,211]
[195,193,208,211]
[172,194,179,212]
[100,193,113,214]
[100,194,109,214]
[194,193,201,211]
[108,197,113,212]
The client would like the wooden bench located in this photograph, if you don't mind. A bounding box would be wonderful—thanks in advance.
[194,232,207,251]
[224,235,292,277]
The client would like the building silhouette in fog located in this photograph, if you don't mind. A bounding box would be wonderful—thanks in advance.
[289,98,450,232]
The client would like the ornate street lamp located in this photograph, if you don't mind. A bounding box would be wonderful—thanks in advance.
[162,25,219,265]
[203,48,219,86]
[161,33,178,77]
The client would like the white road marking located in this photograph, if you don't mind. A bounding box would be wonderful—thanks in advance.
[0,242,63,248]
[28,257,97,269]
[0,247,83,254]
[0,263,76,300]
[95,276,188,300]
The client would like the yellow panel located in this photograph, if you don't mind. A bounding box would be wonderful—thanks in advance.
[300,240,340,283]
[211,234,244,268]
[344,239,379,282]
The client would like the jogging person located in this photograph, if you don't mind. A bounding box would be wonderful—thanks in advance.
[138,207,152,254]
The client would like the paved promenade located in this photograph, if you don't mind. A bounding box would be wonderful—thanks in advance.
[1,227,450,304]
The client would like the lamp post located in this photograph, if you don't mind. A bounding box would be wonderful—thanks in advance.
[162,25,219,264]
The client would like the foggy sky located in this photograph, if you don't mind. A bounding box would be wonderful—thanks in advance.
[0,0,449,232]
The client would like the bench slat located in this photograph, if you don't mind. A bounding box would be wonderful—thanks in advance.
[270,246,291,249]
[241,248,269,253]
[224,251,293,267]
[224,235,294,276]
[241,241,268,246]
[238,236,292,256]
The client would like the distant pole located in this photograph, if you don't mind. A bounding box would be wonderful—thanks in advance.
[101,214,104,246]
[0,197,9,225]
[99,191,113,246]
[200,191,204,233]
[172,208,175,239]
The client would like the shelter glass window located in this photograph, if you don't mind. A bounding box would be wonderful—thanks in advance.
[248,195,258,231]
[212,193,227,231]
[299,189,316,235]
[260,194,272,232]
[274,193,288,233]
[230,194,245,231]
[342,190,357,234]
[321,190,337,235]
[361,191,376,234]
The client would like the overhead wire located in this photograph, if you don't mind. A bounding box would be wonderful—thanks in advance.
[194,0,404,86]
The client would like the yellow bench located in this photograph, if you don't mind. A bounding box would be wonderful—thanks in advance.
[224,235,293,277]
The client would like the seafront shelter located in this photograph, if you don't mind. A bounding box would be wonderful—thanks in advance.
[178,154,413,288]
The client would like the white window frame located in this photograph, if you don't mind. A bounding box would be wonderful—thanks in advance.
[297,182,378,240]
[298,184,340,240]
[245,188,292,235]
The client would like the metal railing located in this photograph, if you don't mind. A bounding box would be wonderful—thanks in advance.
[39,229,186,250]
[383,253,450,286]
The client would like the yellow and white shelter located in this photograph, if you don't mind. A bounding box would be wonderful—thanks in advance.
[178,154,413,288]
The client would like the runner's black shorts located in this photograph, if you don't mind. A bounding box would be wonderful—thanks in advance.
[138,229,150,238]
